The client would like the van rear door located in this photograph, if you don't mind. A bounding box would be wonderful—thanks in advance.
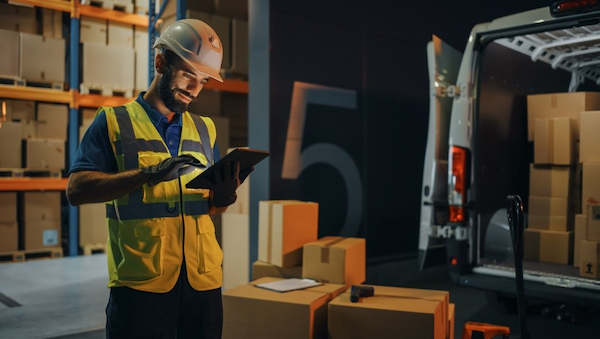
[419,36,462,269]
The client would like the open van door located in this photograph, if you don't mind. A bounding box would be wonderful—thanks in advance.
[419,35,462,269]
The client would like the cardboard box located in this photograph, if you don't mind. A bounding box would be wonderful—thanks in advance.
[20,33,66,83]
[582,163,600,212]
[448,303,455,339]
[222,213,249,291]
[230,19,248,75]
[108,21,133,48]
[0,122,22,168]
[42,9,63,39]
[528,196,568,217]
[527,215,570,231]
[534,118,553,164]
[575,214,587,268]
[188,90,224,117]
[328,285,448,339]
[587,204,600,241]
[0,3,36,34]
[302,237,366,287]
[37,103,68,140]
[251,260,303,281]
[23,192,61,221]
[527,92,600,141]
[79,203,108,246]
[4,99,35,121]
[83,42,135,91]
[258,200,319,267]
[0,29,20,78]
[529,164,573,198]
[580,111,600,163]
[24,219,61,250]
[187,11,231,70]
[524,228,573,264]
[553,118,577,165]
[21,119,36,139]
[0,193,17,223]
[0,222,18,252]
[134,26,149,91]
[80,17,107,44]
[25,139,65,170]
[223,277,347,339]
[580,240,600,279]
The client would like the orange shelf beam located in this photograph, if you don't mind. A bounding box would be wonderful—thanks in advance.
[0,178,68,191]
[79,4,148,27]
[205,79,249,94]
[9,0,71,12]
[0,85,72,105]
[77,93,135,108]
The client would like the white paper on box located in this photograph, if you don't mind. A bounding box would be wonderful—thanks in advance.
[43,229,59,246]
[37,103,68,140]
[20,33,65,83]
[0,29,20,78]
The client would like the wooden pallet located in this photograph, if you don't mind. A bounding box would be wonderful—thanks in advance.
[82,243,107,256]
[82,0,134,13]
[0,168,62,178]
[80,83,133,98]
[0,247,63,264]
[0,76,63,91]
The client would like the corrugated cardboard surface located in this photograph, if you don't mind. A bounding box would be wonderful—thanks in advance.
[448,303,455,339]
[20,33,65,83]
[80,16,107,44]
[0,3,37,34]
[258,200,318,267]
[552,117,577,165]
[328,288,446,339]
[23,192,61,221]
[5,99,35,121]
[529,164,573,198]
[587,204,600,241]
[82,42,135,90]
[583,164,600,212]
[223,277,346,339]
[579,240,600,279]
[527,92,600,141]
[107,21,133,48]
[37,103,68,140]
[0,122,22,168]
[302,236,366,287]
[79,203,107,246]
[0,29,20,78]
[251,260,302,281]
[222,213,249,291]
[534,118,553,164]
[528,196,568,216]
[0,193,17,223]
[24,219,61,250]
[25,138,65,170]
[524,228,573,264]
[0,221,18,252]
[580,111,600,163]
[575,214,587,268]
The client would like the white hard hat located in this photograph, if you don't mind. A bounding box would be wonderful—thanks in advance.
[153,19,224,82]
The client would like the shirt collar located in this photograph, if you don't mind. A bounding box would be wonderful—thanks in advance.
[136,91,181,128]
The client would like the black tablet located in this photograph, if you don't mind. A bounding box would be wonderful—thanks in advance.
[186,148,269,189]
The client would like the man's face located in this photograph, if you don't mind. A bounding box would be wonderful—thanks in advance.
[158,57,210,114]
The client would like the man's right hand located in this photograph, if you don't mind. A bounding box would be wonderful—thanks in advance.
[141,154,205,187]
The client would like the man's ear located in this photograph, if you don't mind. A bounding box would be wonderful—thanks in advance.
[155,53,167,74]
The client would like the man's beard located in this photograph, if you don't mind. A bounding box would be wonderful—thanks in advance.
[158,70,194,114]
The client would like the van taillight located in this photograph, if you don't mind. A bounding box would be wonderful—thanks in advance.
[551,0,600,17]
[449,146,469,223]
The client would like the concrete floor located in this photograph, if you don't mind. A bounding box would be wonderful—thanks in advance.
[2,254,600,339]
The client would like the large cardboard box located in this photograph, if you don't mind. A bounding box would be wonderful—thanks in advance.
[582,163,600,212]
[222,213,249,291]
[223,277,347,339]
[534,118,553,165]
[575,214,587,268]
[20,33,65,83]
[527,92,600,141]
[524,228,573,264]
[37,103,68,140]
[0,222,18,252]
[328,285,448,339]
[251,260,302,281]
[187,11,231,70]
[134,26,148,91]
[4,99,35,121]
[0,122,22,168]
[42,9,63,39]
[21,119,36,139]
[0,3,36,34]
[580,111,600,163]
[25,138,65,170]
[0,193,17,223]
[230,19,248,75]
[258,200,319,267]
[82,42,135,91]
[448,303,456,339]
[534,118,576,165]
[580,240,600,279]
[80,16,107,44]
[586,204,600,241]
[528,196,572,231]
[529,164,573,198]
[302,237,366,287]
[0,29,20,78]
[24,219,61,250]
[23,192,61,221]
[108,21,133,48]
[79,203,107,246]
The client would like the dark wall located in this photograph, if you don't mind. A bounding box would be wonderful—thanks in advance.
[267,0,555,260]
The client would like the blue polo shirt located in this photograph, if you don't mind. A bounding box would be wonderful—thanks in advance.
[70,92,219,174]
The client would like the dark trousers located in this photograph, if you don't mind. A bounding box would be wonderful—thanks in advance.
[105,262,223,339]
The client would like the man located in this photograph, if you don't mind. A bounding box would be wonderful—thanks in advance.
[67,19,247,339]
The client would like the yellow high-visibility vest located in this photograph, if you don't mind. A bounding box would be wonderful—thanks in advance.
[101,101,222,293]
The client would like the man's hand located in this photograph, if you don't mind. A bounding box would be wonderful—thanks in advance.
[208,161,254,207]
[141,154,205,187]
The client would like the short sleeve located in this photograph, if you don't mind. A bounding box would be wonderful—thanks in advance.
[69,111,118,174]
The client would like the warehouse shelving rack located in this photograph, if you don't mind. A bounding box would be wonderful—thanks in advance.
[0,0,248,256]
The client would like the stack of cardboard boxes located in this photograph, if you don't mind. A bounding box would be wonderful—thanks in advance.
[222,200,454,339]
[525,92,600,273]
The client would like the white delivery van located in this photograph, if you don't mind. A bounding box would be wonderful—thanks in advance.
[420,0,600,309]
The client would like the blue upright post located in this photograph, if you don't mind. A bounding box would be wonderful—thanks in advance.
[68,12,81,257]
[176,0,186,20]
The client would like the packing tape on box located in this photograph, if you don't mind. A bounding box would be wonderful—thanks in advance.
[320,237,345,263]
